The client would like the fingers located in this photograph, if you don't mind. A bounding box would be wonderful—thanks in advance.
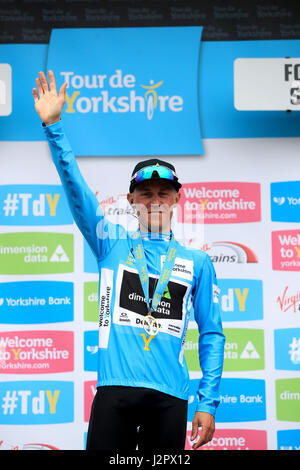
[39,71,49,92]
[32,88,39,103]
[192,424,214,449]
[35,76,44,97]
[190,412,215,450]
[33,70,61,103]
[190,420,199,442]
[59,81,68,98]
[48,70,57,93]
[34,71,51,99]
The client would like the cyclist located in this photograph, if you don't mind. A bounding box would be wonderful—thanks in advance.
[32,70,225,451]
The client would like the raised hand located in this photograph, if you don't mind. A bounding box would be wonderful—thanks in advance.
[32,70,67,125]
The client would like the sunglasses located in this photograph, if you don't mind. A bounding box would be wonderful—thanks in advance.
[132,165,177,184]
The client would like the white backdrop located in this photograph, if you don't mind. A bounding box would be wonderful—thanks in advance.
[0,133,299,450]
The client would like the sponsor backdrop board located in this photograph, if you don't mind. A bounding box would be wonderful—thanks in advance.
[0,29,300,451]
[46,27,204,156]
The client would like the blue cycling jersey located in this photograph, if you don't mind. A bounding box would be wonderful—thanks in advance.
[44,120,225,417]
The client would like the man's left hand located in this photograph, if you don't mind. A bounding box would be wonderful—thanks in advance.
[190,411,215,449]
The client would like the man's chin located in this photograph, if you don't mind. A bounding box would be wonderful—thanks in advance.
[144,221,170,234]
[149,225,164,233]
[138,213,171,233]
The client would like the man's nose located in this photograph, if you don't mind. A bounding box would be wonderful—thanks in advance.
[150,194,161,205]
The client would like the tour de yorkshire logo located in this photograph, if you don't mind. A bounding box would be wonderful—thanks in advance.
[62,71,184,121]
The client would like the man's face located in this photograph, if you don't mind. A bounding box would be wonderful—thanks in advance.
[127,180,180,232]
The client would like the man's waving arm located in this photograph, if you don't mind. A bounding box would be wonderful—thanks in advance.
[33,70,122,260]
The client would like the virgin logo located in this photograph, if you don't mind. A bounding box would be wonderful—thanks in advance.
[277,286,300,313]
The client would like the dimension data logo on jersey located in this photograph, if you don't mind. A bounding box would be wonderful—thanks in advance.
[272,229,300,271]
[84,330,98,372]
[0,330,74,374]
[0,185,73,225]
[185,328,264,372]
[276,378,300,422]
[178,182,261,224]
[271,181,300,222]
[187,378,266,422]
[0,281,74,324]
[0,232,73,274]
[274,328,300,371]
[47,27,203,156]
[0,381,74,425]
[277,430,300,450]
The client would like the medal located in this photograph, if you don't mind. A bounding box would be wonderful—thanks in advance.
[131,231,177,337]
[142,309,160,336]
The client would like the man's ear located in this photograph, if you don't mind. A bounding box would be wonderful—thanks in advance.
[127,193,134,205]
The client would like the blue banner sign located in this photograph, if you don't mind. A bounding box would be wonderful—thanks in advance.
[0,281,74,324]
[0,381,74,424]
[271,181,300,222]
[47,27,204,156]
[0,185,73,226]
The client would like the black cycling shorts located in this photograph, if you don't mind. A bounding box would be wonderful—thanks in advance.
[86,385,188,451]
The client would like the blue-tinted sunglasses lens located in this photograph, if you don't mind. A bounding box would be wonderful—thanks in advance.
[135,166,174,182]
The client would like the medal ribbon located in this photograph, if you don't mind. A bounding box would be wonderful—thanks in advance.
[131,230,177,318]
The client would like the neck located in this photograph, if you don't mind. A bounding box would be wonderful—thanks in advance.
[140,230,172,241]
[138,224,172,240]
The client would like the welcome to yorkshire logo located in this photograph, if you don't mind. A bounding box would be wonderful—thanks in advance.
[61,70,184,121]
